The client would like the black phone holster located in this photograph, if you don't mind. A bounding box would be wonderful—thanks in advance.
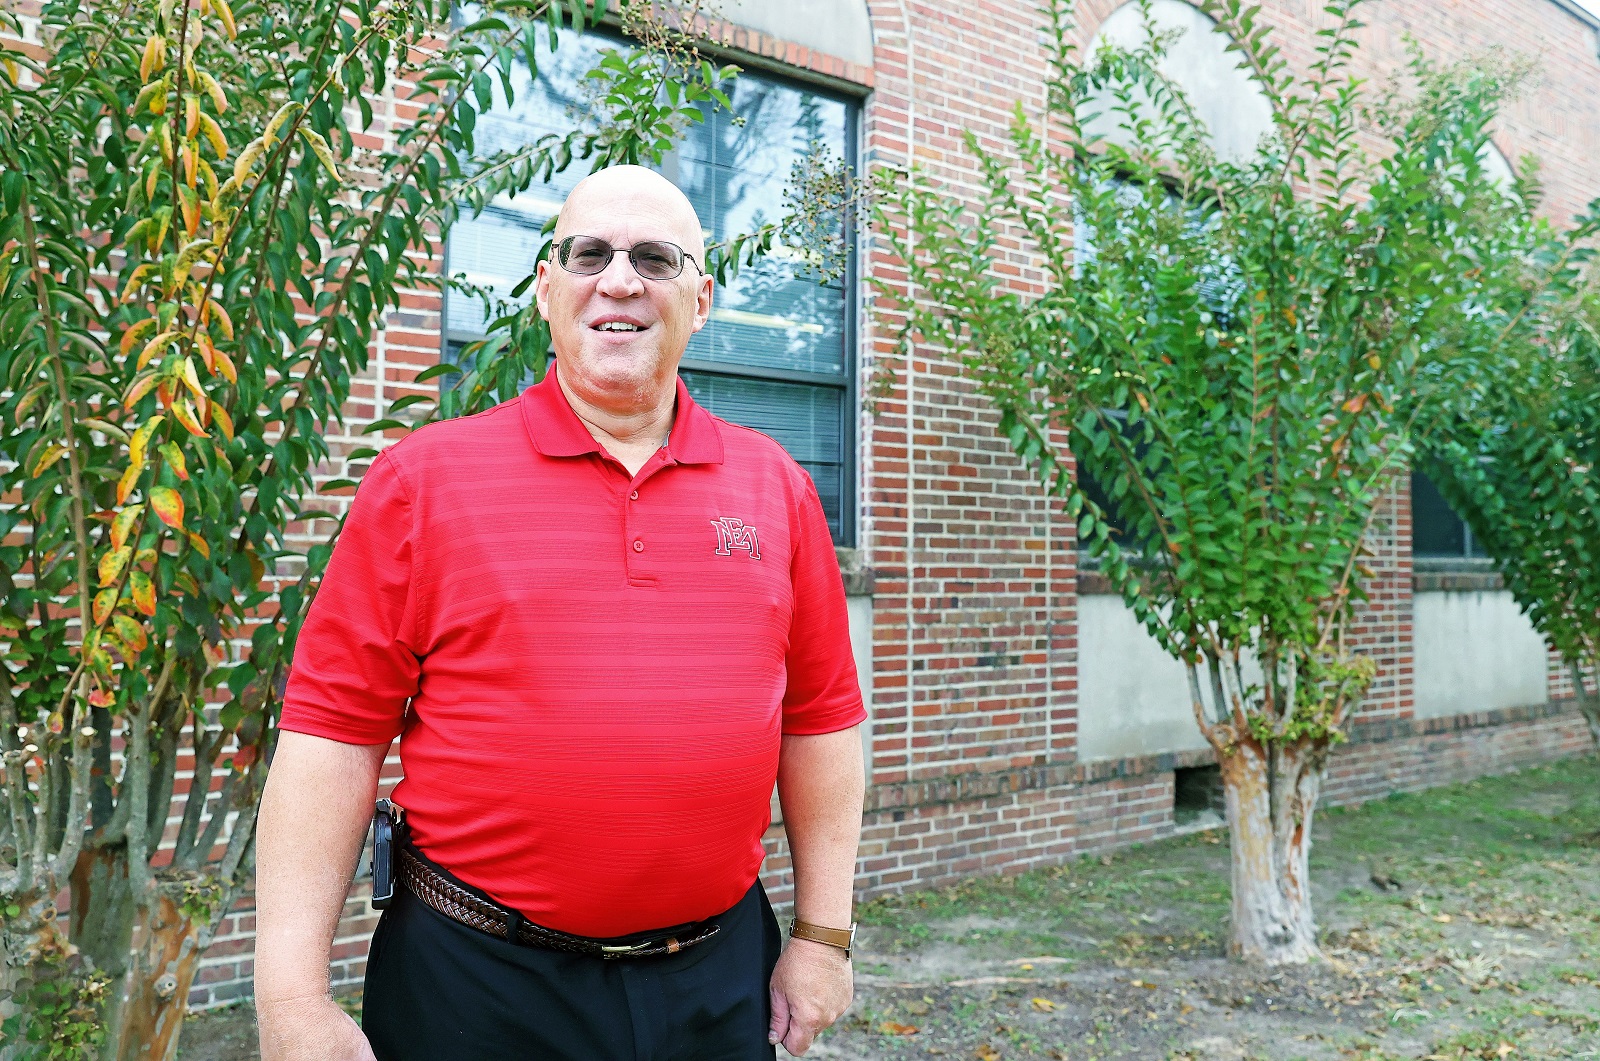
[370,798,408,910]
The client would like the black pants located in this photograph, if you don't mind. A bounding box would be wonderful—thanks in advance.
[362,877,781,1061]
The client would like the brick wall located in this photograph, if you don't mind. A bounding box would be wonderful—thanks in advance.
[148,0,1600,1009]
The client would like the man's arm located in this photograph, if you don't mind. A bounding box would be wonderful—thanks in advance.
[768,725,866,1057]
[255,731,391,1061]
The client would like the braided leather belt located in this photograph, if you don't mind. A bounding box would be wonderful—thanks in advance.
[397,847,720,959]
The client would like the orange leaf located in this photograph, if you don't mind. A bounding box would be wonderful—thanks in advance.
[878,1022,919,1036]
[112,614,149,654]
[172,400,208,437]
[232,745,258,769]
[92,588,118,626]
[123,373,161,410]
[213,346,237,384]
[98,546,131,587]
[211,403,235,440]
[158,441,188,480]
[149,486,184,529]
[185,531,211,558]
[1341,393,1367,415]
[88,687,115,708]
[130,570,156,616]
[111,503,144,549]
[207,301,235,340]
[116,464,142,505]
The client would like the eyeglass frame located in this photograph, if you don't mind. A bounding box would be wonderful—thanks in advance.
[554,234,705,281]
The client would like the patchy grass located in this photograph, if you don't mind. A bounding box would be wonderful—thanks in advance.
[818,756,1600,1060]
[180,756,1600,1060]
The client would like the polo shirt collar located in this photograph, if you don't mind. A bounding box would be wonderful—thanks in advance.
[521,361,724,466]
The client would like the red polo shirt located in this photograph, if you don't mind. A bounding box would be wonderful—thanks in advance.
[280,367,864,936]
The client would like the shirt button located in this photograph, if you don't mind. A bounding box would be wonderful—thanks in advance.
[630,490,639,500]
[633,539,644,552]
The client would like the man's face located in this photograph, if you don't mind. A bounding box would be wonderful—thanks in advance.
[534,182,714,407]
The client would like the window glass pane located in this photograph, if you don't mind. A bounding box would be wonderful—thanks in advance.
[446,30,610,337]
[1412,470,1469,558]
[676,82,849,377]
[681,372,845,538]
[443,24,856,543]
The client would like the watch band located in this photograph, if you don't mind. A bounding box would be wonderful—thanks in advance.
[789,918,856,958]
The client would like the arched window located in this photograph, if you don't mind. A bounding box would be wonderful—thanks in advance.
[1081,0,1275,163]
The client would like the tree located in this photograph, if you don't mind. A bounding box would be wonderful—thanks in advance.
[1417,242,1600,747]
[875,0,1594,963]
[0,0,734,1055]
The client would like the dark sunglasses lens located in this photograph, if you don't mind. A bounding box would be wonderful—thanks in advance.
[562,237,613,274]
[630,241,684,279]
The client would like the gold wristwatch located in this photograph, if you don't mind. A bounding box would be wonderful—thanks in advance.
[789,918,856,959]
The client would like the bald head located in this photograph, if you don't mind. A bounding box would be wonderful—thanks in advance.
[555,165,706,262]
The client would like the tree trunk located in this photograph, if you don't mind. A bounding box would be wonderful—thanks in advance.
[106,888,203,1061]
[1570,660,1600,751]
[1215,737,1322,964]
[0,889,92,1061]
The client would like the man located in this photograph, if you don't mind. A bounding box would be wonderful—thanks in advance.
[254,165,866,1060]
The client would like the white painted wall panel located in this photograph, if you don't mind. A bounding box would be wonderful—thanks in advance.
[1414,591,1548,718]
[1076,594,1207,761]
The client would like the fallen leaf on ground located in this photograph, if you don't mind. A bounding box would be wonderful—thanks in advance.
[1031,997,1055,1011]
[879,1021,919,1036]
[1434,913,1454,923]
[975,1045,1001,1061]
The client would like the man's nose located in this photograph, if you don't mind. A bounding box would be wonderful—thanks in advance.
[594,249,645,297]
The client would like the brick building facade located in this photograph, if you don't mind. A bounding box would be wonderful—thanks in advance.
[188,0,1600,1006]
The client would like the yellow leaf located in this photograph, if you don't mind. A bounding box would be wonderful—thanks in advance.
[158,441,188,480]
[116,463,142,505]
[30,444,67,478]
[211,403,235,441]
[98,546,132,587]
[111,504,144,550]
[119,316,160,358]
[172,400,208,438]
[199,111,229,160]
[298,126,340,181]
[197,69,227,114]
[186,531,211,559]
[232,139,264,185]
[138,330,179,371]
[140,35,165,81]
[129,415,164,467]
[213,0,237,38]
[205,300,235,340]
[149,486,185,529]
[262,100,301,149]
[130,570,156,616]
[1031,997,1055,1011]
[185,94,199,139]
[92,588,118,626]
[976,1045,1001,1061]
[112,614,149,654]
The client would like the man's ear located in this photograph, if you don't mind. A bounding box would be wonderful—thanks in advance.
[533,259,555,322]
[690,271,714,333]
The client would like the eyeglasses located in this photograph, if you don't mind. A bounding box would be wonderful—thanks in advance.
[555,235,703,280]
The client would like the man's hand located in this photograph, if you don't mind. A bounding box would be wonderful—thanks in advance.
[257,995,376,1061]
[767,938,853,1056]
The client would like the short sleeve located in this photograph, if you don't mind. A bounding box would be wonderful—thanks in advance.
[279,451,421,744]
[781,478,867,735]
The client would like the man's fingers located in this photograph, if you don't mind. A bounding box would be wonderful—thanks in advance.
[783,1020,816,1057]
[768,983,791,1046]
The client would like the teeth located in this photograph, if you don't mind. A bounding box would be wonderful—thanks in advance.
[596,322,642,332]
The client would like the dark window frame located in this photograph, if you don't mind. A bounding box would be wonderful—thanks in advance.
[439,27,863,546]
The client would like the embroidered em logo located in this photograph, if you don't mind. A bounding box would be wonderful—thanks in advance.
[711,517,761,559]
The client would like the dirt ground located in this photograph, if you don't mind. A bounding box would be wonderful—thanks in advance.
[180,757,1600,1061]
